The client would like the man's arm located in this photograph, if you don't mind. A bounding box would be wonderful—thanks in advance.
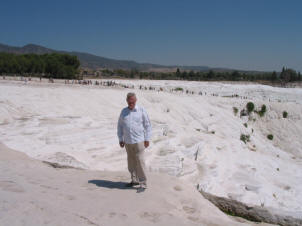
[142,108,152,146]
[117,111,124,147]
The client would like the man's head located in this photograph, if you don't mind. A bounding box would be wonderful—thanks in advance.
[126,92,137,110]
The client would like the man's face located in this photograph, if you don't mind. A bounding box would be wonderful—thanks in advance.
[127,96,137,110]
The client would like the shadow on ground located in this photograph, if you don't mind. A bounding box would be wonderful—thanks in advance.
[88,179,135,190]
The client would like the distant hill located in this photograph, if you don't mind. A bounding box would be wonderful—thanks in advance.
[0,43,151,70]
[0,43,259,73]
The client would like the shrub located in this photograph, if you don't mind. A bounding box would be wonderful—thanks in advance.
[261,104,267,113]
[246,102,255,114]
[240,109,247,117]
[243,123,248,128]
[240,134,250,144]
[267,134,274,140]
[233,107,238,116]
[258,104,267,117]
[175,87,183,91]
[283,111,288,118]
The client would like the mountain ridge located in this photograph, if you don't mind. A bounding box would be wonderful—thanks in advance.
[0,43,260,73]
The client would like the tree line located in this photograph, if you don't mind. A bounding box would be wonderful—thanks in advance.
[0,52,80,79]
[100,67,301,83]
[1,52,300,83]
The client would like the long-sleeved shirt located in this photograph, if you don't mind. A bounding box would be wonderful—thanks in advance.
[117,104,152,144]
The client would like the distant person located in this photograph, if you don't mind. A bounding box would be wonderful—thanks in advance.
[117,92,152,191]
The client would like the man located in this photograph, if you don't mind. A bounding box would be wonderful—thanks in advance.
[117,92,152,190]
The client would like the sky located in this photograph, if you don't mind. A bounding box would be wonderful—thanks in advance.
[0,0,301,71]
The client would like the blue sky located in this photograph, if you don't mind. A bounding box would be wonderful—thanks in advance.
[0,0,301,71]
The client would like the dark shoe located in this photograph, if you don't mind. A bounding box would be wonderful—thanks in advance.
[125,181,139,187]
[136,183,147,193]
[140,183,147,189]
[136,186,146,193]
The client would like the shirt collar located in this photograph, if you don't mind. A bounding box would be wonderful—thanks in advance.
[128,104,138,111]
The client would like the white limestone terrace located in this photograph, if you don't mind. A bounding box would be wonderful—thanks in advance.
[109,79,302,104]
[0,78,301,219]
[3,142,266,226]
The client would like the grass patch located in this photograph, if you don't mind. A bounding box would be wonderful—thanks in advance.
[175,87,183,91]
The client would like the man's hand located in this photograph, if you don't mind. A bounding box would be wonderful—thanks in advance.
[119,141,125,148]
[144,141,149,148]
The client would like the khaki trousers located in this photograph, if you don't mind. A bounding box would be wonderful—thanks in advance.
[125,141,146,184]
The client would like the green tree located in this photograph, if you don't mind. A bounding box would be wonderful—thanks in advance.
[271,71,277,81]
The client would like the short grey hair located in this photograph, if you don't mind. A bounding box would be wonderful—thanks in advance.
[126,92,136,100]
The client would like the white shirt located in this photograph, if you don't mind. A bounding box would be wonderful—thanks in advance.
[117,104,152,144]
